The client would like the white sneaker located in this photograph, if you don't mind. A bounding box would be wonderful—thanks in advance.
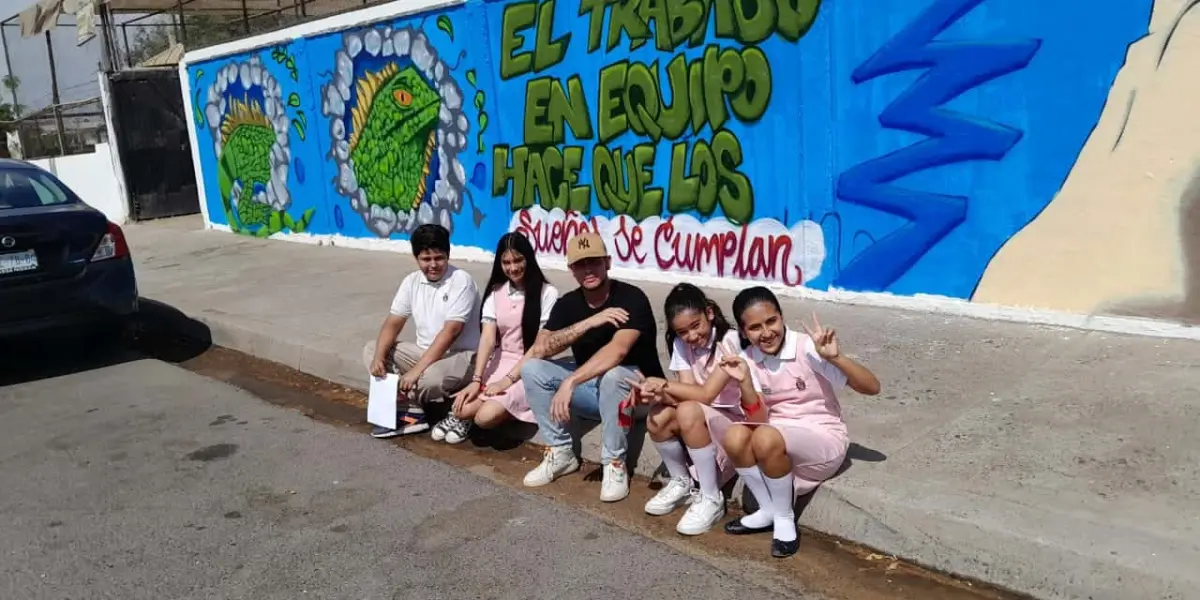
[600,461,630,502]
[443,416,472,444]
[644,476,694,516]
[523,446,579,487]
[676,492,726,535]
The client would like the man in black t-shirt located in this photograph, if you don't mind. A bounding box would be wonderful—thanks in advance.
[519,231,663,503]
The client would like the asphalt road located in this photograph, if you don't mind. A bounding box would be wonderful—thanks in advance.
[0,348,796,600]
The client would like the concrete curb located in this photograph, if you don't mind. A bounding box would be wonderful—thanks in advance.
[140,302,1197,600]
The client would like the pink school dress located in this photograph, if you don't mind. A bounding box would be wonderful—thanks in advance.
[743,329,851,495]
[479,283,544,423]
[669,329,746,484]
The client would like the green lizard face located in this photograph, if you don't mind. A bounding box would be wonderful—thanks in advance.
[347,64,442,214]
[382,66,440,119]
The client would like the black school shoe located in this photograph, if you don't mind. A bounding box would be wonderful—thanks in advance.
[724,519,772,535]
[771,537,800,558]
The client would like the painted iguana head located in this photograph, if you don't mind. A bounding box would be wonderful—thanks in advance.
[219,96,274,227]
[348,63,441,214]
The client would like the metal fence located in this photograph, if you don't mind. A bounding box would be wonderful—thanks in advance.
[107,0,393,68]
[0,96,106,160]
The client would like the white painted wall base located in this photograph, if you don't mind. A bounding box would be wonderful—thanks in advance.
[30,143,129,225]
[202,220,1200,342]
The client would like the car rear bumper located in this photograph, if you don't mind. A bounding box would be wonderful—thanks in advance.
[0,257,138,338]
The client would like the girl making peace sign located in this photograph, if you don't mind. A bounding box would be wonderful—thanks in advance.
[719,287,880,558]
[629,283,762,536]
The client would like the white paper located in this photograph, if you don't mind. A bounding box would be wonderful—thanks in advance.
[367,374,399,429]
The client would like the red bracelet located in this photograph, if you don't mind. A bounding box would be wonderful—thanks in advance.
[742,399,764,417]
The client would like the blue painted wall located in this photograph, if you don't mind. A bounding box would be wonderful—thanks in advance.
[185,0,1151,299]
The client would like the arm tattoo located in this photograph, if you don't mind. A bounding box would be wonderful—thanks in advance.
[538,323,582,358]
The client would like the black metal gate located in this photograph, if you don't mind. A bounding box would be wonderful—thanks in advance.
[107,69,200,221]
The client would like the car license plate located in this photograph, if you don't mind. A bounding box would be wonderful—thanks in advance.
[0,249,38,275]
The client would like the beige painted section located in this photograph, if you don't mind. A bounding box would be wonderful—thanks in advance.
[974,0,1200,318]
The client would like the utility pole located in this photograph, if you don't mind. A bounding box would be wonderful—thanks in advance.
[45,30,65,154]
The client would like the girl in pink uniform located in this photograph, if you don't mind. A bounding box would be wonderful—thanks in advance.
[719,286,880,558]
[636,283,748,535]
[438,232,559,444]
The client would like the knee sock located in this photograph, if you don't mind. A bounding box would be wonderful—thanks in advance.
[654,439,691,481]
[688,444,721,500]
[765,472,797,542]
[735,466,773,529]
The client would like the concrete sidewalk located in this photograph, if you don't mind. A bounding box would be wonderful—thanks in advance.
[126,216,1200,600]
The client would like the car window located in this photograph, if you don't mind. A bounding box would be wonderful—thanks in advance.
[0,169,74,210]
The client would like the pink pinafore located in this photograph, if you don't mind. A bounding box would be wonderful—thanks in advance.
[481,285,536,423]
[745,330,850,494]
[671,329,746,485]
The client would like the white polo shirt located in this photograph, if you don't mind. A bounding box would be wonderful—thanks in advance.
[388,265,481,351]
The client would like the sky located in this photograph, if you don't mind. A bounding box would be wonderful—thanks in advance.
[0,0,152,114]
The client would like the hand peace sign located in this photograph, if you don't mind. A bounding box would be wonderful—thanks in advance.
[801,311,839,359]
[717,339,750,382]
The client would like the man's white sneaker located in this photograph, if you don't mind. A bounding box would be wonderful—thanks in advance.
[644,476,694,516]
[676,492,726,536]
[522,446,579,487]
[600,461,630,502]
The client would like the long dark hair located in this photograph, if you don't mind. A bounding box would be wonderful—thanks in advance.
[481,232,546,350]
[663,283,733,367]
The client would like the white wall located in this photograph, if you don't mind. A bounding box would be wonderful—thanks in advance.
[30,143,129,224]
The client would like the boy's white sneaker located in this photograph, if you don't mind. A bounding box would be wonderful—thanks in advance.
[523,445,579,487]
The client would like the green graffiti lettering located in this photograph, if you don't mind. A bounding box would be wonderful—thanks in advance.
[525,149,553,209]
[537,146,587,211]
[524,78,555,145]
[592,145,660,218]
[499,1,537,80]
[691,138,718,215]
[598,62,629,144]
[608,0,653,52]
[712,129,752,223]
[777,0,821,42]
[659,55,690,139]
[592,146,623,212]
[729,47,771,121]
[687,58,707,134]
[638,0,675,51]
[525,76,593,145]
[667,0,706,48]
[710,0,739,40]
[631,143,663,219]
[667,141,697,213]
[494,145,531,209]
[730,0,776,43]
[562,146,591,212]
[552,76,594,140]
[625,62,662,142]
[533,0,570,72]
[579,0,607,52]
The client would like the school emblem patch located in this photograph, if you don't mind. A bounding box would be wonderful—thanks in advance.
[795,377,807,391]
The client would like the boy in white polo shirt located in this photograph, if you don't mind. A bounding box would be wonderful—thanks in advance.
[364,224,481,438]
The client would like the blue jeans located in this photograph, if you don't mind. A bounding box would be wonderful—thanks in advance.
[521,358,637,464]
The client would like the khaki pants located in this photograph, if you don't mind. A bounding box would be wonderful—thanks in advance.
[362,339,475,405]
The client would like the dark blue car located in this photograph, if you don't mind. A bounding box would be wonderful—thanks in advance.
[0,159,138,339]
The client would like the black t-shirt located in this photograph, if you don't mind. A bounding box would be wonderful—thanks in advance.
[544,279,664,378]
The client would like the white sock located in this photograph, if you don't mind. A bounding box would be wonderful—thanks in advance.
[654,440,691,481]
[688,444,721,500]
[735,466,773,529]
[765,472,797,542]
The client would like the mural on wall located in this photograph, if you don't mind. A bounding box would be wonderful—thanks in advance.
[187,0,1200,322]
[196,51,316,237]
[489,0,829,285]
[320,19,474,237]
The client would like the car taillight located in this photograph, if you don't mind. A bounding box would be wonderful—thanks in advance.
[91,221,129,262]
